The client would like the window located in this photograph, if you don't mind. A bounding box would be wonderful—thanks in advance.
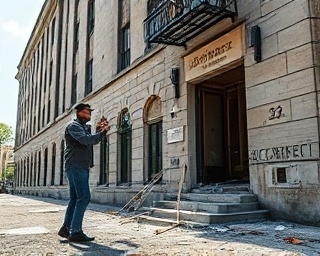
[85,59,93,96]
[99,136,109,185]
[49,61,53,85]
[47,100,51,124]
[37,151,41,186]
[33,153,37,186]
[120,26,130,70]
[74,22,79,51]
[118,110,132,184]
[51,143,56,186]
[118,0,130,71]
[148,122,162,180]
[42,107,45,127]
[144,97,163,181]
[88,0,95,34]
[60,140,65,185]
[43,148,48,186]
[51,18,56,45]
[44,71,47,93]
[71,74,77,105]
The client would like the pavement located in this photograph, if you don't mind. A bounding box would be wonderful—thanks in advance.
[0,194,320,256]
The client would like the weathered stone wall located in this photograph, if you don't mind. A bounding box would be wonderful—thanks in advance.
[244,0,320,224]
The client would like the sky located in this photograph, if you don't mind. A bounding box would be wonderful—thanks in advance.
[0,0,44,133]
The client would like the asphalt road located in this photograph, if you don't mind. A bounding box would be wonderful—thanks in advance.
[0,194,319,256]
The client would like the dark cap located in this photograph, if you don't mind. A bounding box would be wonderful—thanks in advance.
[74,103,94,112]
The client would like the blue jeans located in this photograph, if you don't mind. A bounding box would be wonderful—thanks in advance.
[63,167,91,233]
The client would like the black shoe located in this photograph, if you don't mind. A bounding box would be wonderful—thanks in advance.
[68,231,95,242]
[58,225,70,238]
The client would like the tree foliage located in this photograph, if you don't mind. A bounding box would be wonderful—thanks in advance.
[0,123,13,146]
[2,165,15,180]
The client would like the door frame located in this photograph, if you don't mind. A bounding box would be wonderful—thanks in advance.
[195,83,248,184]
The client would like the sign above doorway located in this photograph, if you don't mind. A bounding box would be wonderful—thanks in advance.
[184,24,244,82]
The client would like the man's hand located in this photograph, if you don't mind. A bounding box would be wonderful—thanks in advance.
[96,116,110,133]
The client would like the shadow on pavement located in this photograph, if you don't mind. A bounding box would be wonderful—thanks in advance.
[61,240,127,256]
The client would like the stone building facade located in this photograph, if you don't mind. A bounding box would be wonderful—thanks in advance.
[14,0,320,225]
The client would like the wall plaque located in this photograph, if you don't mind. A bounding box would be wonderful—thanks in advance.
[167,126,184,144]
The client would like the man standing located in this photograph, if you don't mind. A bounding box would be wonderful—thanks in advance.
[58,103,109,242]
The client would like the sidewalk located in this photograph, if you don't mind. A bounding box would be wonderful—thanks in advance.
[0,194,319,256]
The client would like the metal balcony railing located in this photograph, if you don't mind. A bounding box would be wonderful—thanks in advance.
[144,0,237,46]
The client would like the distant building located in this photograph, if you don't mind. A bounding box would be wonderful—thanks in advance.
[0,145,14,180]
[14,0,320,225]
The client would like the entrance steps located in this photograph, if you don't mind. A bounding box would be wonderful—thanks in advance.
[138,183,269,225]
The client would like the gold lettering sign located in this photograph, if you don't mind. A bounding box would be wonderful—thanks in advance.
[184,25,244,82]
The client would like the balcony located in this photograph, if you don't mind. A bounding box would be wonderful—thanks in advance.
[144,0,238,46]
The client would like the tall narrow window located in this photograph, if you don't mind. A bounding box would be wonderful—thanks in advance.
[30,156,33,186]
[71,74,77,105]
[33,153,37,186]
[118,110,132,184]
[26,158,30,187]
[51,143,56,186]
[148,122,162,180]
[23,159,26,186]
[47,99,51,124]
[60,140,65,185]
[51,17,56,45]
[42,107,45,128]
[43,148,48,186]
[49,61,53,85]
[88,0,95,34]
[85,59,93,96]
[144,96,163,181]
[74,22,79,51]
[118,0,130,71]
[120,26,130,70]
[37,151,41,186]
[99,136,109,185]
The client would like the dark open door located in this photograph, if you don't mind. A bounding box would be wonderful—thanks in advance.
[199,83,248,184]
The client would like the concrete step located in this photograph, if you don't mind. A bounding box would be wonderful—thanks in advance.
[166,193,258,203]
[153,200,259,213]
[191,185,251,194]
[190,182,251,194]
[148,207,269,224]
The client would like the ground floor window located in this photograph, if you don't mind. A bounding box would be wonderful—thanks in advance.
[118,110,132,184]
[148,121,162,180]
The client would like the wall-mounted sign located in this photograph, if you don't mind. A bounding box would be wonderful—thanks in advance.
[184,24,244,82]
[167,126,184,144]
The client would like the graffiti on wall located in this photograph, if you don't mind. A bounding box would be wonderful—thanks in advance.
[249,143,313,163]
[269,105,284,120]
